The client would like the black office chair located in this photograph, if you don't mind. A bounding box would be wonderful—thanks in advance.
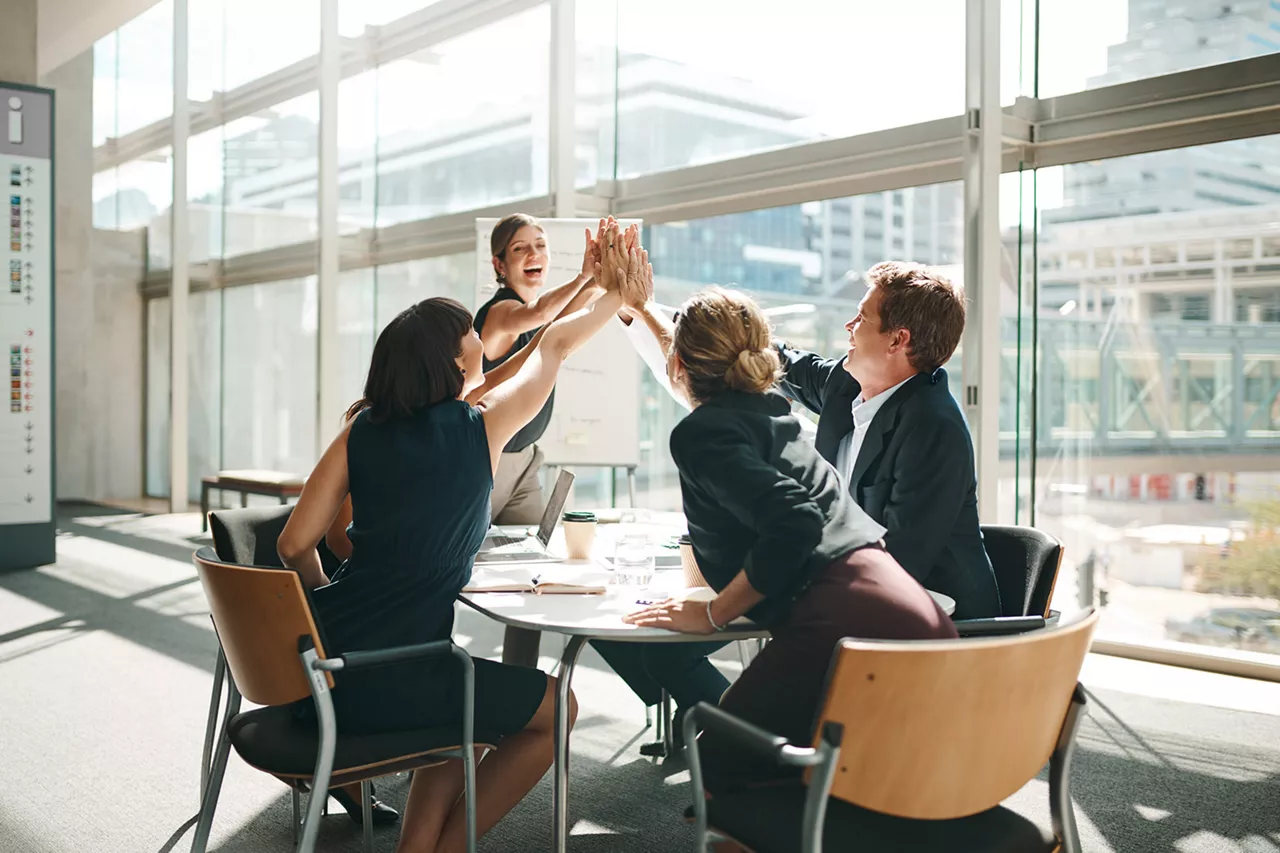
[208,504,343,578]
[954,525,1064,637]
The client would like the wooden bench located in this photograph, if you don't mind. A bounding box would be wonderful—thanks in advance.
[200,470,306,532]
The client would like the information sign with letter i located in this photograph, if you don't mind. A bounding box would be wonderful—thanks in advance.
[0,82,54,572]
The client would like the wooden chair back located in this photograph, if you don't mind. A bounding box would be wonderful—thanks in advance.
[193,546,332,706]
[815,610,1097,820]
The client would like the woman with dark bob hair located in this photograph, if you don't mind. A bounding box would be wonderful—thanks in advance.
[275,227,630,853]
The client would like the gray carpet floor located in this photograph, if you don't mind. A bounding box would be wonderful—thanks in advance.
[0,501,1277,853]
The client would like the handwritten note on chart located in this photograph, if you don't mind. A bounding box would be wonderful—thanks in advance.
[475,218,641,467]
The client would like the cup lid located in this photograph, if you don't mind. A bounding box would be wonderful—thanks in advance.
[563,511,597,522]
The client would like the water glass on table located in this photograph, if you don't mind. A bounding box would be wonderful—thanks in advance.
[613,530,655,587]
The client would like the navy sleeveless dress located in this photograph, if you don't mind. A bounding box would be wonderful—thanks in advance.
[307,401,547,735]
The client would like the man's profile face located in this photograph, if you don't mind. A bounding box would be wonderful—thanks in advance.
[843,286,893,384]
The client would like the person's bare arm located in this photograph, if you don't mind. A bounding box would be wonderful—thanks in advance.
[478,232,627,469]
[324,496,354,563]
[278,426,352,589]
[478,291,625,470]
[620,248,673,357]
[479,223,603,360]
[463,276,608,405]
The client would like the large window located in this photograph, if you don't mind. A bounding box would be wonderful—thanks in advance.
[640,185,966,509]
[222,0,320,90]
[1036,0,1280,98]
[606,1,966,178]
[1004,137,1280,658]
[144,293,223,502]
[101,0,1280,675]
[372,8,552,227]
[221,279,319,477]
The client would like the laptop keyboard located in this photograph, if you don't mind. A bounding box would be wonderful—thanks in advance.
[487,535,524,548]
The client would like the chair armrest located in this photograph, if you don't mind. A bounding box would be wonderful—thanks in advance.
[689,701,789,761]
[953,615,1047,637]
[688,702,839,769]
[310,639,462,672]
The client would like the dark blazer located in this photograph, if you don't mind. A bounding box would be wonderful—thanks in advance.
[669,389,887,625]
[775,344,1001,620]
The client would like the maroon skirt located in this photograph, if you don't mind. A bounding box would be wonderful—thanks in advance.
[703,544,957,791]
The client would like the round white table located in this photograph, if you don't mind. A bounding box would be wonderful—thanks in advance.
[459,565,954,853]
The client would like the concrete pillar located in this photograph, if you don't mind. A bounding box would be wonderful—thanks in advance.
[0,0,38,85]
[41,50,145,501]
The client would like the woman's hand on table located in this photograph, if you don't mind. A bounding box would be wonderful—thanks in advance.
[622,598,717,635]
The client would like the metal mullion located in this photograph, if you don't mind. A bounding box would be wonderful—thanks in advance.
[963,0,1002,521]
[317,0,341,450]
[170,0,190,512]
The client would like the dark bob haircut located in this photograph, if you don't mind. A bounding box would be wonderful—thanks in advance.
[345,297,474,424]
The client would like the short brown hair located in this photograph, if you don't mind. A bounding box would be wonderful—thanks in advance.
[865,261,965,373]
[673,287,780,403]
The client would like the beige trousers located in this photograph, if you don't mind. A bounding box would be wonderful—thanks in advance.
[490,443,546,525]
[490,444,547,666]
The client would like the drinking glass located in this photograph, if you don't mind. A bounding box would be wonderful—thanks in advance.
[613,530,655,586]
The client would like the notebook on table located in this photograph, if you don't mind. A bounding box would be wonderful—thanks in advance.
[476,469,575,564]
[462,566,611,595]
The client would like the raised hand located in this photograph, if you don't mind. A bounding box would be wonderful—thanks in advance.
[581,218,607,279]
[620,247,652,312]
[598,224,627,291]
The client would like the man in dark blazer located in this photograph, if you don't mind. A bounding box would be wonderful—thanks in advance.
[776,262,1001,619]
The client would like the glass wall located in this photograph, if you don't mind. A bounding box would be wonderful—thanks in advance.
[608,1,966,178]
[144,292,223,503]
[640,185,966,509]
[220,93,321,258]
[1038,0,1280,98]
[1005,135,1280,656]
[373,7,552,227]
[102,0,1280,670]
[221,278,319,476]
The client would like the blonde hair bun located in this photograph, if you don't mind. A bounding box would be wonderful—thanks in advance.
[724,347,781,394]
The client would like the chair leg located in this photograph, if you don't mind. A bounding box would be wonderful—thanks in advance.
[641,690,674,758]
[190,709,234,853]
[200,649,226,805]
[291,786,301,847]
[661,690,674,756]
[299,648,339,853]
[361,780,373,853]
[193,674,240,853]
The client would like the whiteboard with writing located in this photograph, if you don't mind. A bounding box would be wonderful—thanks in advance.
[475,218,641,468]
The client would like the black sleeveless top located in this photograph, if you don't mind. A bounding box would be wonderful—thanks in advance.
[474,287,554,452]
[310,402,491,683]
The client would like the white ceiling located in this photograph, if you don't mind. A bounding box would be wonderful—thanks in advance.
[38,0,160,75]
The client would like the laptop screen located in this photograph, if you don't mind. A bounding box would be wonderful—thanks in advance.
[536,470,576,546]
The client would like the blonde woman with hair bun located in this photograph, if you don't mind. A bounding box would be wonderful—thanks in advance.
[606,268,957,790]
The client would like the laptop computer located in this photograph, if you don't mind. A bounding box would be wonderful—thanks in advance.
[475,469,576,564]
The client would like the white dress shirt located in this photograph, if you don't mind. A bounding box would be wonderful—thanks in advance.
[620,309,818,437]
[835,375,915,491]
